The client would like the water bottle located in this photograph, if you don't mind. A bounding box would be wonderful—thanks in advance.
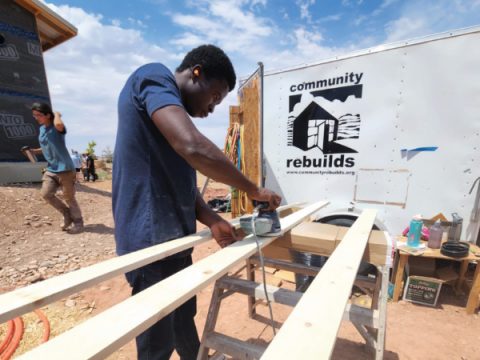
[407,215,423,247]
[428,220,443,249]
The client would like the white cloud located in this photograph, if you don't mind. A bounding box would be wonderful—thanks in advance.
[385,17,427,42]
[35,0,480,156]
[250,0,267,9]
[170,32,205,48]
[384,0,480,42]
[127,17,147,28]
[372,0,399,17]
[354,15,367,26]
[318,14,342,23]
[43,0,480,155]
[170,0,273,53]
[40,2,176,153]
[167,0,344,72]
[296,0,316,22]
[36,0,358,154]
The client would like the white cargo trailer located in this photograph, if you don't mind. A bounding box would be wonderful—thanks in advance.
[234,26,480,245]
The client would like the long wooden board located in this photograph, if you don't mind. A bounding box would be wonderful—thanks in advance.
[261,209,377,360]
[0,203,300,324]
[17,201,329,360]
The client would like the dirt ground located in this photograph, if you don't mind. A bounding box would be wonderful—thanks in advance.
[0,174,479,359]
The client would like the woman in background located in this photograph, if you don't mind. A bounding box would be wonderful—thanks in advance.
[24,102,84,233]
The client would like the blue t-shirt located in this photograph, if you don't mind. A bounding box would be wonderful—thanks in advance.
[71,153,82,169]
[112,63,197,256]
[38,125,75,173]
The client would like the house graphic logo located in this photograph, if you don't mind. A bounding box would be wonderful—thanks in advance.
[285,79,363,172]
[287,101,359,154]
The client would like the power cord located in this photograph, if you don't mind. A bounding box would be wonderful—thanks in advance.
[251,206,277,336]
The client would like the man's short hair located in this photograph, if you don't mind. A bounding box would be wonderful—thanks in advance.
[177,44,236,91]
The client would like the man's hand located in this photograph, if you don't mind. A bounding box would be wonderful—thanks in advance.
[248,187,282,211]
[210,218,242,248]
[20,146,30,152]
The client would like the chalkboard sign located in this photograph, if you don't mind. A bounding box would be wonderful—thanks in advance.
[403,276,442,307]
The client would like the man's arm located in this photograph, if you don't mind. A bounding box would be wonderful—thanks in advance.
[53,112,65,133]
[152,105,281,208]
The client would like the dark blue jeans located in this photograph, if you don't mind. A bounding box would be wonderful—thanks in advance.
[125,255,200,360]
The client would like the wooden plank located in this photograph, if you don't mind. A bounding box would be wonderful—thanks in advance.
[392,253,408,302]
[273,223,389,266]
[249,256,376,290]
[217,277,378,328]
[397,237,480,261]
[0,228,211,324]
[261,209,377,360]
[240,79,261,190]
[230,72,262,217]
[272,223,338,253]
[18,201,329,360]
[466,261,480,314]
[261,244,292,261]
[204,332,266,360]
[274,270,296,283]
[344,304,378,328]
[250,256,321,277]
[0,203,300,323]
[198,285,225,360]
[217,277,302,307]
[375,265,389,360]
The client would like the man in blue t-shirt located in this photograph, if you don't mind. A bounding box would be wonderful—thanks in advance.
[113,45,281,360]
[24,102,84,233]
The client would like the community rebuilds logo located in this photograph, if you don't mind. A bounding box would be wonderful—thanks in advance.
[286,72,363,173]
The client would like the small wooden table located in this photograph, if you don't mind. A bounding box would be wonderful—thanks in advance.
[392,239,480,314]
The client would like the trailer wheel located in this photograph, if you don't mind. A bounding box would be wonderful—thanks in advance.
[316,215,379,276]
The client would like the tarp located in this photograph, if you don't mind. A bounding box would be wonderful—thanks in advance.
[0,1,50,162]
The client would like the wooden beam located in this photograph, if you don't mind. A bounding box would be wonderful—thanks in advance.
[466,261,480,314]
[249,256,321,277]
[0,229,210,324]
[261,209,377,360]
[0,203,301,323]
[217,277,378,327]
[217,277,303,307]
[204,332,266,360]
[248,257,377,290]
[17,201,328,360]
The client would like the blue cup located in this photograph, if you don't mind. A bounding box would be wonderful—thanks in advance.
[407,218,422,247]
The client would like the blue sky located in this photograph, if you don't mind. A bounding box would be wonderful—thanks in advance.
[40,0,480,156]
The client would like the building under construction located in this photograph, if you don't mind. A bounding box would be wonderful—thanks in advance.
[0,0,77,183]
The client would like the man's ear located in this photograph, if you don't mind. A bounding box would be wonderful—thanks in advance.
[192,65,202,81]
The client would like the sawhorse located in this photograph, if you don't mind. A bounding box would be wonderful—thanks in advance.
[198,255,389,360]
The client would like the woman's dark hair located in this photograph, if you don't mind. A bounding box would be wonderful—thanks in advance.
[31,102,54,119]
[176,44,236,91]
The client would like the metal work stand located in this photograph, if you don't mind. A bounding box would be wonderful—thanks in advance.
[197,255,389,360]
